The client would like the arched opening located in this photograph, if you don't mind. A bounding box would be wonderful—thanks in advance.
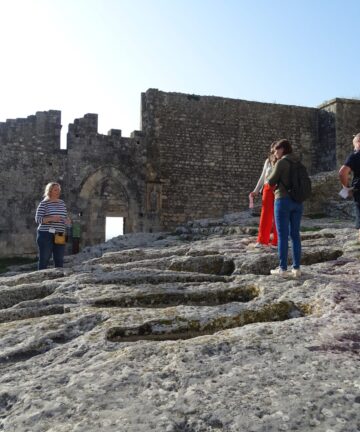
[78,167,140,247]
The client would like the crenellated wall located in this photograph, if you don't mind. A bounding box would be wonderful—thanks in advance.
[0,111,146,256]
[0,111,66,256]
[1,90,360,257]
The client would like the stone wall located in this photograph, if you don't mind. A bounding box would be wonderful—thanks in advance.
[65,114,146,246]
[0,112,146,257]
[0,111,66,256]
[142,90,352,230]
[319,98,360,167]
[1,91,360,257]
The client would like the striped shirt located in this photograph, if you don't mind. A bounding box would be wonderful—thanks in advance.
[35,199,68,233]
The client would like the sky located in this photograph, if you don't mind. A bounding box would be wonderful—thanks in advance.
[1,0,360,149]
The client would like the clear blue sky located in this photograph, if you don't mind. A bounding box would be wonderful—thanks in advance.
[1,0,359,148]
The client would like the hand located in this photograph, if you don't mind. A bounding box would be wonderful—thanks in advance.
[65,217,72,225]
[250,191,259,198]
[45,215,62,223]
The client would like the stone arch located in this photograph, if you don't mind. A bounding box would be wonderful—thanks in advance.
[78,166,141,246]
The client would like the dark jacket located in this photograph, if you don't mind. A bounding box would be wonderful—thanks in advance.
[267,153,300,199]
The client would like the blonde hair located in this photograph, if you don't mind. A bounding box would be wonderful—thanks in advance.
[353,133,360,142]
[43,182,61,199]
[353,133,360,151]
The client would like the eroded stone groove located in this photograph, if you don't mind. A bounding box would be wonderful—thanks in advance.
[90,271,228,286]
[0,305,65,324]
[106,301,303,342]
[87,247,190,265]
[234,248,344,275]
[301,248,343,265]
[168,255,235,275]
[92,284,258,308]
[0,314,105,365]
[0,269,65,287]
[0,284,57,309]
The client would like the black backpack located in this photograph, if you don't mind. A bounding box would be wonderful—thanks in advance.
[281,159,312,203]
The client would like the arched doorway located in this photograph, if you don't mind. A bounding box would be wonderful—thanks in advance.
[78,167,140,246]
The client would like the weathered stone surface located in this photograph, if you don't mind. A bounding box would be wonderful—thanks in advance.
[0,213,359,431]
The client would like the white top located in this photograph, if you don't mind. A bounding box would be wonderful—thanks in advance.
[253,158,273,193]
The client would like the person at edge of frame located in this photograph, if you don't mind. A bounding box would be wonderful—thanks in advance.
[339,132,360,243]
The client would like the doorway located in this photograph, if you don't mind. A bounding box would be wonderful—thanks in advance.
[105,217,124,241]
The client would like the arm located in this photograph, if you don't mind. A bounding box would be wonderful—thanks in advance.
[251,159,269,196]
[35,201,64,224]
[339,165,352,188]
[35,201,46,224]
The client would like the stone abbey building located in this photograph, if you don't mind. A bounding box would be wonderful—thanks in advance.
[1,89,360,257]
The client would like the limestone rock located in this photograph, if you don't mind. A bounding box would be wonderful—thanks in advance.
[0,215,359,431]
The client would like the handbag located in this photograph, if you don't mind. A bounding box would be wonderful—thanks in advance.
[54,232,66,245]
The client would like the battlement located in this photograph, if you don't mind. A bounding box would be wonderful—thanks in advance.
[0,110,61,151]
[68,113,98,137]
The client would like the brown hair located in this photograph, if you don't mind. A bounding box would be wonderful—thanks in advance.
[268,141,278,165]
[274,139,293,155]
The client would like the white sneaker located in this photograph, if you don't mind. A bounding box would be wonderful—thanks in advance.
[270,267,291,277]
[254,242,267,249]
[292,268,301,278]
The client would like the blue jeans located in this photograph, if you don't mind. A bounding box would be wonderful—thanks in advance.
[354,201,360,229]
[36,231,65,270]
[274,197,303,270]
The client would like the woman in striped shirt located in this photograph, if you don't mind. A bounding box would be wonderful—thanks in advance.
[35,182,71,270]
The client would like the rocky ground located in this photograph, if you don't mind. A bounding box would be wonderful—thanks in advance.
[0,212,359,432]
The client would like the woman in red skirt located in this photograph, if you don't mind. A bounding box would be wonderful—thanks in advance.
[249,142,278,249]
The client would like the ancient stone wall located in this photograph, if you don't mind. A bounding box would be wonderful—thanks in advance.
[319,98,360,167]
[142,89,346,230]
[1,91,360,257]
[0,111,66,256]
[0,111,146,257]
[65,114,146,246]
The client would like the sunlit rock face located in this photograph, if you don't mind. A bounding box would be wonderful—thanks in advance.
[0,213,359,432]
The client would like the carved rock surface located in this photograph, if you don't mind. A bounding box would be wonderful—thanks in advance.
[0,215,359,432]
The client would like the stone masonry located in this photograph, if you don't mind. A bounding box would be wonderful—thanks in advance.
[1,90,360,257]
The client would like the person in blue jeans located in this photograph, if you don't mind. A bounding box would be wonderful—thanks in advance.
[339,133,360,243]
[35,182,71,270]
[267,139,303,278]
